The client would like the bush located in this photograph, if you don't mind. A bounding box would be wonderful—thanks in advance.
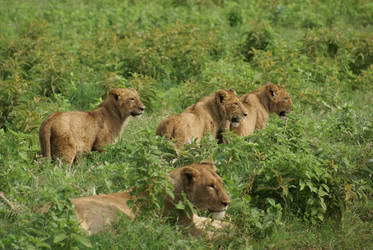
[1,0,372,248]
[240,24,274,61]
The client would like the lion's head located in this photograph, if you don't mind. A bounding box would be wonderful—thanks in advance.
[108,88,145,118]
[262,83,292,117]
[215,89,248,128]
[169,160,230,219]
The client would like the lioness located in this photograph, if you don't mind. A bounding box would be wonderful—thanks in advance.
[71,161,231,237]
[156,89,248,146]
[230,83,292,137]
[39,88,145,165]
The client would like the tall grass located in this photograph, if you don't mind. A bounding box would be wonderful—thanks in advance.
[1,0,372,248]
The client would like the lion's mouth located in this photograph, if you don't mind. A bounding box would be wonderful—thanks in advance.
[231,117,240,128]
[279,111,287,117]
[131,111,144,116]
[209,209,227,219]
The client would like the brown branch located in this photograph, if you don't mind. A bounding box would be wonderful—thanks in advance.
[242,167,257,198]
[0,191,19,212]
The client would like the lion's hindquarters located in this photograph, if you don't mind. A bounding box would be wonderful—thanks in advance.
[39,121,52,158]
[156,115,192,144]
[50,128,77,165]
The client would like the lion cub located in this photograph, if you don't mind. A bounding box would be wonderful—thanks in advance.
[156,89,248,146]
[71,161,231,237]
[39,88,145,165]
[231,83,293,137]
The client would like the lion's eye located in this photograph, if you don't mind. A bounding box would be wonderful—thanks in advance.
[208,184,215,189]
[234,102,239,106]
[129,97,136,101]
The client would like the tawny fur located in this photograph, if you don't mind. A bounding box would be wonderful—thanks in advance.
[231,83,293,137]
[39,88,145,165]
[71,161,231,237]
[156,89,248,146]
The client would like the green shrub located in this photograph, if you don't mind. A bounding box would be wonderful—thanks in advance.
[1,0,372,248]
[240,24,274,61]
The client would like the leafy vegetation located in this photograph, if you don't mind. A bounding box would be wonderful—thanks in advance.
[1,0,372,248]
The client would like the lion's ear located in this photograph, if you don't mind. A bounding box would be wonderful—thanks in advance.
[200,160,217,172]
[228,89,237,95]
[200,160,214,165]
[266,83,279,100]
[109,89,120,101]
[242,94,250,103]
[215,89,228,104]
[181,167,199,185]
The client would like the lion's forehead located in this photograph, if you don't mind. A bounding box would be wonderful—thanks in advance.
[117,89,139,97]
[277,89,291,100]
[227,95,240,103]
[197,170,223,185]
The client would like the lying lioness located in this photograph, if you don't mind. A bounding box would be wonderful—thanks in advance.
[156,89,248,146]
[231,83,293,137]
[71,161,231,237]
[39,88,145,165]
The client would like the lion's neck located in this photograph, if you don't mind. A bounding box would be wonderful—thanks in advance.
[163,175,194,225]
[251,88,268,112]
[94,98,130,137]
[245,92,270,130]
[204,95,226,133]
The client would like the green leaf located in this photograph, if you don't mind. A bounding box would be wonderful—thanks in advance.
[320,198,327,211]
[165,188,175,200]
[53,233,67,244]
[73,234,92,248]
[299,180,305,191]
[306,181,317,193]
[19,151,28,161]
[175,201,185,210]
[317,213,324,221]
[318,188,328,197]
[281,185,289,197]
[266,198,276,207]
[37,243,52,249]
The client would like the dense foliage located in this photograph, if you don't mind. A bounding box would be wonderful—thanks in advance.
[1,0,372,248]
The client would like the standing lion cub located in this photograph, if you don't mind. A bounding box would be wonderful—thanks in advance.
[156,89,248,146]
[230,83,293,137]
[39,88,145,165]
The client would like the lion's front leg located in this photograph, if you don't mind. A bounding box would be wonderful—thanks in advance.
[217,120,231,144]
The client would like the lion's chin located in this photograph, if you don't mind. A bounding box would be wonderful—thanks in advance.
[131,112,143,117]
[231,122,240,128]
[211,211,226,219]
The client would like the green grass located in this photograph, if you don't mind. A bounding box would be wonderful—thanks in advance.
[1,0,372,249]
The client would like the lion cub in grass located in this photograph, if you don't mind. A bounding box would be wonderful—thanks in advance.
[230,83,293,137]
[156,89,248,146]
[39,88,145,165]
[71,161,231,238]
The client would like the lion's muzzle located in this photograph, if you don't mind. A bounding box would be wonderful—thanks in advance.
[231,117,240,128]
[131,106,145,116]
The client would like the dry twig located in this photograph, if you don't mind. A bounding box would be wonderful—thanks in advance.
[0,191,19,212]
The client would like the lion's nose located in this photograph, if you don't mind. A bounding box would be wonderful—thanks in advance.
[243,112,248,117]
[139,106,145,111]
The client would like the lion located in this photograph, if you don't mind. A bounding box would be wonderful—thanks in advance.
[39,88,145,165]
[71,161,231,238]
[230,83,292,137]
[156,89,248,146]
